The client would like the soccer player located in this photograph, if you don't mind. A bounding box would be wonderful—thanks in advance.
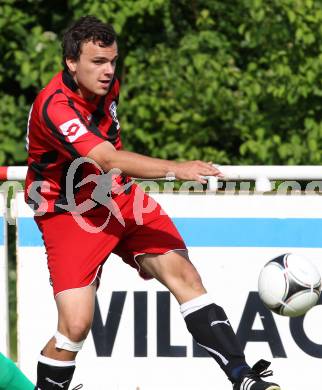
[0,352,34,390]
[25,16,281,390]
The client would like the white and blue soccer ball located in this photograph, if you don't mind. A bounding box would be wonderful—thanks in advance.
[258,253,321,317]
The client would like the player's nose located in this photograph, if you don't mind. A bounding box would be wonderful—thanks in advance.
[104,62,114,75]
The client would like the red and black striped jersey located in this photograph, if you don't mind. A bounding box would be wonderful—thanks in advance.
[25,70,125,213]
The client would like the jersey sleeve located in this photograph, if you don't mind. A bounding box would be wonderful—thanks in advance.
[43,92,105,157]
[113,78,120,103]
[109,78,123,150]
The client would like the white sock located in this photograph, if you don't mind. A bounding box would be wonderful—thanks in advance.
[180,293,213,318]
[38,354,75,367]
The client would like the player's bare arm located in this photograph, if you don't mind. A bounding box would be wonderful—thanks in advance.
[87,140,224,184]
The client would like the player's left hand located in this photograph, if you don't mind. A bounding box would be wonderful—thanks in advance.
[173,160,224,184]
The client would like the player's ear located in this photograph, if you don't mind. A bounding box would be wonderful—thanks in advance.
[66,57,77,73]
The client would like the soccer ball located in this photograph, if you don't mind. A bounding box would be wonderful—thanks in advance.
[258,253,321,317]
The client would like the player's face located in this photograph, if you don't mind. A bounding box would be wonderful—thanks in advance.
[67,40,118,100]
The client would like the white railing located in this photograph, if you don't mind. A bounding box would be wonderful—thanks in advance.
[1,165,322,191]
[0,193,9,356]
[0,166,28,181]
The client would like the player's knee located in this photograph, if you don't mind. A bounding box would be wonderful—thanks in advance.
[60,319,92,343]
[183,270,204,292]
[177,261,204,291]
[168,267,205,298]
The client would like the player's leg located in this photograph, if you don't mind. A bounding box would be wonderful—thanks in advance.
[120,186,249,382]
[138,251,280,390]
[137,251,250,383]
[35,284,96,390]
[33,207,123,390]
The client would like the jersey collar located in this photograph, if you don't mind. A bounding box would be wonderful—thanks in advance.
[62,70,79,92]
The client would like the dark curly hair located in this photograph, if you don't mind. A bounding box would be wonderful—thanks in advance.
[62,16,117,70]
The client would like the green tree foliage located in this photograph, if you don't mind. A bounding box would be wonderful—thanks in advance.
[1,0,322,165]
[0,0,63,164]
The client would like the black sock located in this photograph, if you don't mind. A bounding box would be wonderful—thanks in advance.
[183,303,250,382]
[35,359,75,389]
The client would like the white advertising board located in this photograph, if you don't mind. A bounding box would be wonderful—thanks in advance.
[0,191,9,356]
[16,191,322,389]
